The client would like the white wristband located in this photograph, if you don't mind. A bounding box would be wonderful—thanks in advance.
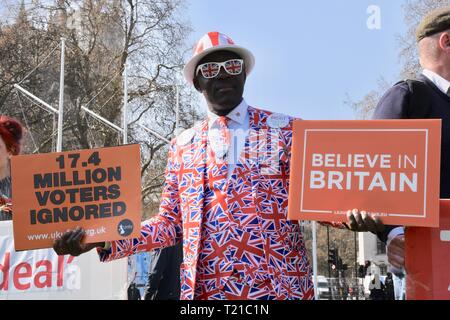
[102,241,111,250]
[387,227,404,247]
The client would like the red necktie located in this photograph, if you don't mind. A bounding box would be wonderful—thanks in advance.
[215,116,230,162]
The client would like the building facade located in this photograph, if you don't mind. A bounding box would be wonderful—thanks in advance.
[358,232,388,276]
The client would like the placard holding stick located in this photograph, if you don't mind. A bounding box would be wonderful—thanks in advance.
[11,144,142,251]
[288,120,441,227]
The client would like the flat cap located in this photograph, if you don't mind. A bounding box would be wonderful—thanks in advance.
[416,6,450,42]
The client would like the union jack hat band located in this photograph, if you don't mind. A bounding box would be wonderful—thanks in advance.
[183,31,255,85]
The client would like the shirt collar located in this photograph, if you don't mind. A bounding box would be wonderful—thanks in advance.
[422,69,450,94]
[207,99,248,126]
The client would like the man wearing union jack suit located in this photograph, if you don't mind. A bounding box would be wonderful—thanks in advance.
[54,32,385,300]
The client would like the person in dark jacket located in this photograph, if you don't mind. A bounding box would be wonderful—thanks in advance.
[128,283,141,300]
[371,6,450,270]
[348,6,450,272]
[144,241,183,300]
[383,272,395,300]
[369,274,385,300]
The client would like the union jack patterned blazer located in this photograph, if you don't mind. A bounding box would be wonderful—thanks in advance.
[99,106,344,300]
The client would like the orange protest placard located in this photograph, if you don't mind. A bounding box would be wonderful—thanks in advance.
[11,144,142,251]
[287,120,441,227]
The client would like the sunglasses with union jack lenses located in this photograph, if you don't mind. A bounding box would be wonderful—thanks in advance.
[196,59,244,79]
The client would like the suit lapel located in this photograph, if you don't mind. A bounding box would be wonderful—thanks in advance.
[179,120,207,297]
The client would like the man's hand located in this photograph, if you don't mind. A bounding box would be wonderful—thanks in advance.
[53,227,104,256]
[346,209,385,233]
[387,234,405,269]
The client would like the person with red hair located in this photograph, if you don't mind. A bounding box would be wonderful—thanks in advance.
[0,115,23,221]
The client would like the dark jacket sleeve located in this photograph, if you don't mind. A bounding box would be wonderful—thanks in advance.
[372,82,410,120]
[371,82,410,243]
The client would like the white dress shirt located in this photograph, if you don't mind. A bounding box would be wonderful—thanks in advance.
[423,69,450,95]
[207,99,250,179]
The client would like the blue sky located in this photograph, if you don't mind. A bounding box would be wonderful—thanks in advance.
[0,1,409,120]
[186,0,408,120]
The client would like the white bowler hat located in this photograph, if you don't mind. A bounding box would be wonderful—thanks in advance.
[183,31,255,85]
